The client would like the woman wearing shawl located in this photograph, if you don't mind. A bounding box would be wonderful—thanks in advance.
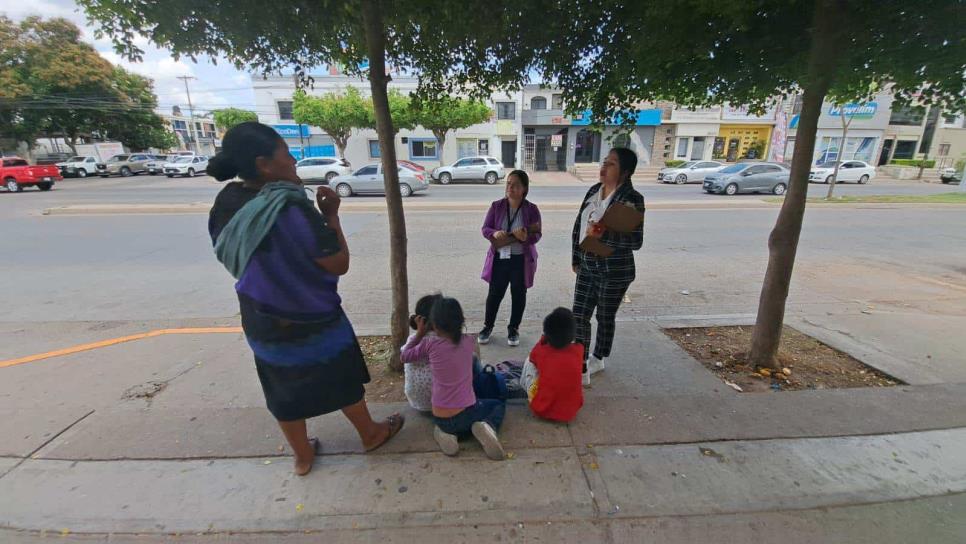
[207,122,403,476]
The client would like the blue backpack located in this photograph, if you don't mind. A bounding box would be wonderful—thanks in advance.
[473,364,508,401]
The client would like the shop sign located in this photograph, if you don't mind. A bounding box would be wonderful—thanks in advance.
[271,124,311,138]
[551,116,568,124]
[571,109,662,126]
[551,134,563,149]
[722,104,776,121]
[828,102,877,119]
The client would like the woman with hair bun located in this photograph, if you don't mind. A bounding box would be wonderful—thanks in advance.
[207,122,404,476]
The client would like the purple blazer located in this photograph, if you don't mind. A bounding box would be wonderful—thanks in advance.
[481,198,542,289]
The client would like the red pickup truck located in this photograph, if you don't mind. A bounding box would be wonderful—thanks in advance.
[1,157,62,192]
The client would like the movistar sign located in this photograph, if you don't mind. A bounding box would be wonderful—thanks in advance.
[271,124,311,138]
[828,103,877,119]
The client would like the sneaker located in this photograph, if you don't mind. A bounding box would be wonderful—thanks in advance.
[433,426,459,456]
[582,369,591,387]
[507,329,520,347]
[471,421,506,461]
[587,356,605,376]
[478,327,493,345]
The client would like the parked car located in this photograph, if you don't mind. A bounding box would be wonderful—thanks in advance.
[397,159,426,172]
[56,155,99,178]
[703,162,789,195]
[432,156,505,184]
[146,154,178,175]
[97,153,153,177]
[163,155,209,177]
[331,163,428,197]
[296,157,352,183]
[659,160,725,184]
[808,160,875,184]
[940,167,962,184]
[1,157,62,192]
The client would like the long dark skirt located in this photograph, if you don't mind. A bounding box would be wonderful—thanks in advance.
[242,301,370,422]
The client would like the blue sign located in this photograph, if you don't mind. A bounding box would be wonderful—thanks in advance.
[828,102,877,119]
[571,109,662,126]
[271,124,311,138]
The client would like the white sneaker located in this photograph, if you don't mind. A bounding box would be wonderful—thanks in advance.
[582,369,591,387]
[471,421,505,460]
[587,356,605,376]
[433,426,459,456]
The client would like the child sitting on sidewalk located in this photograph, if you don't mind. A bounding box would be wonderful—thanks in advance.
[401,296,507,460]
[403,293,442,412]
[520,307,585,422]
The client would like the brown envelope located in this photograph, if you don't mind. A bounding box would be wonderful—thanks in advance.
[600,202,644,233]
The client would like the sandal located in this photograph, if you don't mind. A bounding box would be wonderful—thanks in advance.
[309,437,322,455]
[364,413,405,453]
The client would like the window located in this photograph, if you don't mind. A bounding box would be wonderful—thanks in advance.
[792,95,803,115]
[487,158,502,166]
[889,106,925,126]
[761,165,782,172]
[745,166,765,175]
[817,136,878,163]
[496,102,516,120]
[355,165,378,176]
[697,162,719,169]
[530,96,547,110]
[368,140,381,158]
[613,133,631,150]
[457,139,476,159]
[552,94,563,109]
[938,143,951,157]
[454,158,472,168]
[942,113,958,124]
[277,101,294,121]
[676,137,689,157]
[410,139,438,160]
[892,140,917,160]
[469,158,486,166]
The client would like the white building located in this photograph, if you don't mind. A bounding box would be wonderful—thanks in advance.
[162,107,219,155]
[252,73,523,169]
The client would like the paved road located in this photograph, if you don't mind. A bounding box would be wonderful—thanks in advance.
[0,173,957,213]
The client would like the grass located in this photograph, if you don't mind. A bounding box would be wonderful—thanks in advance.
[765,192,966,204]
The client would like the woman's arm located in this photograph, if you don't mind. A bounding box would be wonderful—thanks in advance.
[524,203,542,245]
[401,335,430,364]
[481,201,501,240]
[314,215,350,275]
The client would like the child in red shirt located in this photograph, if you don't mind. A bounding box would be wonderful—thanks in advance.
[520,307,584,422]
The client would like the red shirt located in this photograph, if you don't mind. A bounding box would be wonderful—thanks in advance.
[528,338,584,422]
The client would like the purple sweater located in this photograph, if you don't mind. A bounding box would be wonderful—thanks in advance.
[481,198,542,288]
[401,334,477,410]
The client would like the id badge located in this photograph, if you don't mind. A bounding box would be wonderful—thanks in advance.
[498,246,511,260]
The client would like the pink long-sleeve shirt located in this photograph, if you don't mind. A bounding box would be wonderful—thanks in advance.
[401,334,477,410]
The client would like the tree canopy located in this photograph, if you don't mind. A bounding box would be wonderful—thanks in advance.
[412,95,492,152]
[212,108,259,132]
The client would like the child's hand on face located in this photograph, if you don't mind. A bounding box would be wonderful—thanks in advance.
[414,315,429,338]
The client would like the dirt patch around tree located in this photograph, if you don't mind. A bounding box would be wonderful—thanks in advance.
[664,326,903,393]
[359,336,407,403]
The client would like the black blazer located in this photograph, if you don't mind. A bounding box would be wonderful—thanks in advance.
[571,181,646,281]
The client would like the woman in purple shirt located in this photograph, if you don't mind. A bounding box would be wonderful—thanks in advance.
[479,170,542,347]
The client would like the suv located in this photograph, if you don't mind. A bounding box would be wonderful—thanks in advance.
[56,155,99,178]
[432,156,505,184]
[296,157,352,183]
[97,154,153,177]
[164,155,209,177]
[145,154,177,175]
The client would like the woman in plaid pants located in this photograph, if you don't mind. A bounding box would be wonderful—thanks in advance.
[571,148,646,386]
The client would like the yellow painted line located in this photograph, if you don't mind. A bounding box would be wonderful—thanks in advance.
[0,327,243,369]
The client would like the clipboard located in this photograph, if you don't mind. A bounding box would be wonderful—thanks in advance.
[490,222,541,249]
[579,202,643,257]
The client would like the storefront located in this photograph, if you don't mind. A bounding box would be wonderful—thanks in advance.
[270,124,335,160]
[785,94,891,165]
[713,105,777,162]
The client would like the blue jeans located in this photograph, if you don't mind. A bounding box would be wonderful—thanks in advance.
[434,399,506,436]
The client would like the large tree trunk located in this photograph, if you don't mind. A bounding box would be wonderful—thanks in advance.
[433,129,447,160]
[335,137,348,160]
[748,0,843,369]
[362,0,409,371]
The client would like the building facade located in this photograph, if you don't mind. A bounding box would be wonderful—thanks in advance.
[162,107,219,155]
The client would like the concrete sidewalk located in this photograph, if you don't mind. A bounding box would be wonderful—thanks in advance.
[1,319,965,541]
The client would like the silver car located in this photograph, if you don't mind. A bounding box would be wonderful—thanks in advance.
[331,163,429,197]
[703,162,789,195]
[659,160,724,184]
[432,156,505,184]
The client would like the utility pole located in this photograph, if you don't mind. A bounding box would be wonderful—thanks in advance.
[177,75,200,154]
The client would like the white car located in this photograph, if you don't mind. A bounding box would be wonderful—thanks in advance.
[56,155,99,178]
[296,157,352,183]
[809,160,875,184]
[331,163,429,197]
[163,155,209,177]
[432,156,505,185]
[658,160,725,184]
[146,154,179,175]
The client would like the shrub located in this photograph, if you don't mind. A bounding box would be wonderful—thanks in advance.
[665,159,686,168]
[889,159,936,168]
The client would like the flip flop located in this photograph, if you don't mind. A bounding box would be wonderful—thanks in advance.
[309,437,321,455]
[365,413,405,453]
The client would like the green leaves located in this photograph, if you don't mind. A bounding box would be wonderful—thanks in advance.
[212,108,259,132]
[292,87,370,157]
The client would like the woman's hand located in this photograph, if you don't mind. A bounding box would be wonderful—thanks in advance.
[586,221,605,239]
[493,230,508,240]
[512,227,528,241]
[316,186,341,218]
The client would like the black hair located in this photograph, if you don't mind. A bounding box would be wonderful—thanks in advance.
[410,293,442,330]
[543,307,576,350]
[429,296,465,344]
[507,169,530,197]
[206,121,284,181]
[610,147,638,183]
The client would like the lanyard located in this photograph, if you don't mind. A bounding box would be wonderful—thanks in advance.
[506,199,523,231]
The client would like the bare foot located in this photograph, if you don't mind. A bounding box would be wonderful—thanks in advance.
[293,437,321,476]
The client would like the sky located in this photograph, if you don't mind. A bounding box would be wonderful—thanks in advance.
[2,0,257,116]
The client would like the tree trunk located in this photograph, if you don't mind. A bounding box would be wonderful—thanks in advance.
[335,137,348,160]
[748,0,843,370]
[361,0,409,371]
[433,129,447,160]
[825,112,852,200]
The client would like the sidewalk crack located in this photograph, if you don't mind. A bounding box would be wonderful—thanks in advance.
[0,409,95,480]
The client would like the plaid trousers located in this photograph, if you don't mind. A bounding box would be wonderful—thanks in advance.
[572,262,632,362]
